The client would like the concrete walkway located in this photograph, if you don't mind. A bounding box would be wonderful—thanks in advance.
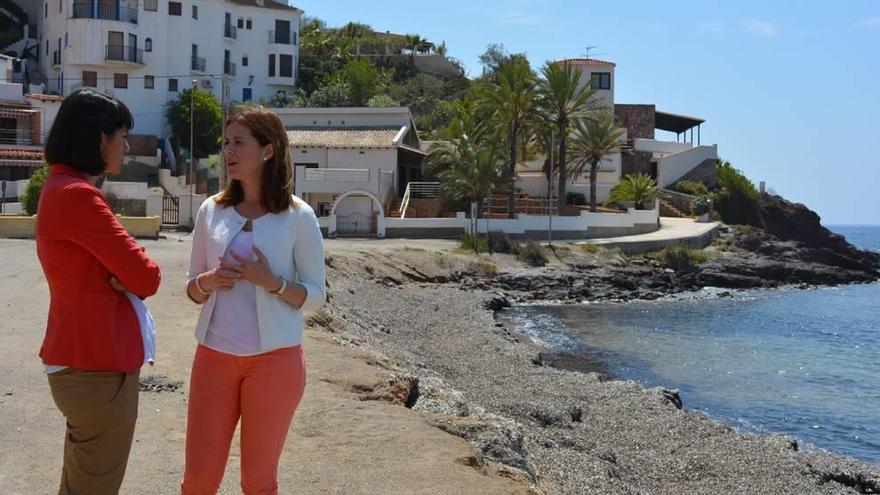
[578,217,721,254]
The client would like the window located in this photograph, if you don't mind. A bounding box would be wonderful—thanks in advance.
[145,38,152,52]
[241,55,248,66]
[45,40,48,55]
[192,5,198,19]
[268,54,275,77]
[145,75,155,89]
[245,18,252,30]
[82,71,97,87]
[144,0,158,12]
[114,73,128,89]
[237,17,244,29]
[169,78,178,92]
[169,2,181,16]
[279,54,293,77]
[64,33,68,47]
[58,0,61,12]
[590,72,611,90]
[242,88,252,102]
[44,2,47,18]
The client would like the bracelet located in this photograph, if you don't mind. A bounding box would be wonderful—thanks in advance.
[272,278,287,297]
[194,274,213,295]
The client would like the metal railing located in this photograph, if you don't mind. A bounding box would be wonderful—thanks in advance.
[72,1,138,24]
[223,61,236,76]
[106,44,144,64]
[223,24,237,39]
[399,181,439,218]
[0,129,36,145]
[304,168,370,182]
[268,30,297,45]
[191,56,206,72]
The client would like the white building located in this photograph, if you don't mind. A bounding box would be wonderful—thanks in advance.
[32,0,302,137]
[271,107,427,237]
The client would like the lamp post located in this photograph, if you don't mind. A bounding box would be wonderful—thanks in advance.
[548,131,555,247]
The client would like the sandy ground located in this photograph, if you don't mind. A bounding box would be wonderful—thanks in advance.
[0,237,530,495]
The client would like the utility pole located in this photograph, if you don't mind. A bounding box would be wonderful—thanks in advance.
[548,131,555,247]
[219,74,231,188]
[190,79,197,227]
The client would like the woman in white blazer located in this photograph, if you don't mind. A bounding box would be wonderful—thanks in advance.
[181,107,325,494]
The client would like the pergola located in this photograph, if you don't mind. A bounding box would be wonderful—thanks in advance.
[655,111,705,145]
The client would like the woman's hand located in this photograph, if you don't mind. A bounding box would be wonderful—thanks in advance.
[199,265,241,292]
[224,246,280,291]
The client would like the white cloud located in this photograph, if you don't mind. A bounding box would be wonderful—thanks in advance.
[856,17,880,29]
[742,18,778,37]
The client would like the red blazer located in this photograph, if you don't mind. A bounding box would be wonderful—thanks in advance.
[36,164,161,372]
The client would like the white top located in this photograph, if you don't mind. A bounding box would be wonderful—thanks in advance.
[204,230,262,356]
[186,195,326,352]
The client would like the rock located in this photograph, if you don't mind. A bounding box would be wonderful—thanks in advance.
[484,296,511,312]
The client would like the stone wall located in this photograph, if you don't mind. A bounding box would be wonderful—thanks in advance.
[614,104,655,140]
[675,159,717,189]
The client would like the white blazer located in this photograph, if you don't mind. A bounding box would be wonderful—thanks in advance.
[187,194,326,351]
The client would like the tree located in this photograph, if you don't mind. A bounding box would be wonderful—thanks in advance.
[424,105,503,216]
[21,166,48,215]
[568,112,626,211]
[341,58,379,106]
[713,160,765,227]
[537,61,599,211]
[367,94,397,107]
[609,173,660,210]
[307,82,351,107]
[478,58,536,217]
[165,88,222,159]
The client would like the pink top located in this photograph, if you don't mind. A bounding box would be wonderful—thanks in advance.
[204,230,261,356]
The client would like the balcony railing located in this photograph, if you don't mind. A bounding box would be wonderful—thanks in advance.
[223,61,236,76]
[223,24,237,39]
[268,30,297,45]
[72,1,138,24]
[106,44,144,64]
[0,129,36,146]
[191,56,206,72]
[304,168,370,183]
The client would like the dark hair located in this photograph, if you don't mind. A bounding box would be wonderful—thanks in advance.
[215,106,294,213]
[44,88,134,176]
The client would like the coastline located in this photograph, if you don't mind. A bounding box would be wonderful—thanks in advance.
[321,234,880,494]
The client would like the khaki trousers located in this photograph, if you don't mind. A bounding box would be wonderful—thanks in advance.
[48,368,140,495]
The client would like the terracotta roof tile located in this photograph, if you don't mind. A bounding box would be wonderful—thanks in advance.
[555,58,616,67]
[0,148,44,160]
[286,127,402,148]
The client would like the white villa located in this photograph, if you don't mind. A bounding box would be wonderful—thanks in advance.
[29,0,302,137]
[271,106,427,236]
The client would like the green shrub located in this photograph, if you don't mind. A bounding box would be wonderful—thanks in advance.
[672,180,709,196]
[516,240,548,266]
[653,245,707,272]
[712,161,765,227]
[581,243,599,254]
[460,232,490,253]
[608,173,659,209]
[488,231,518,253]
[566,192,586,206]
[690,195,712,216]
[21,166,49,215]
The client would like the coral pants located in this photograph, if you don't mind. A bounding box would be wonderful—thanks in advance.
[181,345,306,495]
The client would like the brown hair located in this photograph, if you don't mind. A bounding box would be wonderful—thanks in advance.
[215,106,294,213]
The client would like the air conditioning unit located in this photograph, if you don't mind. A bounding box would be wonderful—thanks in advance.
[201,79,213,89]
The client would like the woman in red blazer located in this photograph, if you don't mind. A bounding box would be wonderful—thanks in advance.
[36,89,161,494]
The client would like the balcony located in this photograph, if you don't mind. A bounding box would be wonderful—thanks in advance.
[268,30,297,45]
[223,24,237,40]
[71,1,138,24]
[191,56,206,72]
[0,129,37,146]
[106,44,144,65]
[224,61,236,76]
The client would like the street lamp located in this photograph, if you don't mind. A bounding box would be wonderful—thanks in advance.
[190,79,197,227]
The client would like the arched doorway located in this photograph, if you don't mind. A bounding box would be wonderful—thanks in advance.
[329,190,385,238]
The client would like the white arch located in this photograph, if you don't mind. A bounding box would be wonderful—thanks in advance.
[329,189,384,217]
[328,189,385,238]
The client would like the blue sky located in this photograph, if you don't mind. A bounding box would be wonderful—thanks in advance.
[293,1,880,225]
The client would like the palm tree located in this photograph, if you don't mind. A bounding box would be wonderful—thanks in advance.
[609,173,660,210]
[424,111,504,219]
[568,112,626,211]
[537,61,599,211]
[478,59,536,218]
